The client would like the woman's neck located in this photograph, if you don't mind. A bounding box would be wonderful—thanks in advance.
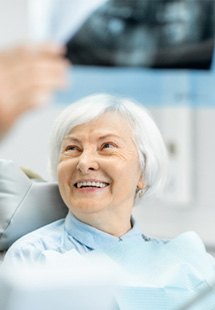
[71,210,132,237]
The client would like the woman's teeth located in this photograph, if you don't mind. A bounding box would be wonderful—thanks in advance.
[76,181,107,188]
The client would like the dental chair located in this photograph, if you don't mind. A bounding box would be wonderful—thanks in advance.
[0,159,67,261]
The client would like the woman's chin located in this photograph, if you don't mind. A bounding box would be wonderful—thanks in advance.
[69,199,107,215]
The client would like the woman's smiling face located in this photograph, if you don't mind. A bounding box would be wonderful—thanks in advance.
[57,112,143,221]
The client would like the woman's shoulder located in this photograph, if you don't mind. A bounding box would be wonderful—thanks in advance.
[13,217,65,245]
[150,231,212,258]
[168,231,206,246]
[154,231,215,278]
[3,218,65,264]
[149,231,207,250]
[162,231,210,255]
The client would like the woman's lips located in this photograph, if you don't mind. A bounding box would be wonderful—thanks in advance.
[75,186,108,193]
[73,180,110,192]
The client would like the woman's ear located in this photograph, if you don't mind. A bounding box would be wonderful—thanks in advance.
[136,178,145,198]
[137,175,144,190]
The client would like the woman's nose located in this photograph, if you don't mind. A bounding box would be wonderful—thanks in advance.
[76,150,99,174]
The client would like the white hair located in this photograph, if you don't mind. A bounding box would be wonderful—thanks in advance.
[49,93,168,198]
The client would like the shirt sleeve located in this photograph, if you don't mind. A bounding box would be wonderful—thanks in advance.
[3,240,45,266]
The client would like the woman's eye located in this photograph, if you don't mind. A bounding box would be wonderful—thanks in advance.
[64,145,80,154]
[101,142,117,150]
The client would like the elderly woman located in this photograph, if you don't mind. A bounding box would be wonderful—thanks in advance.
[4,94,215,308]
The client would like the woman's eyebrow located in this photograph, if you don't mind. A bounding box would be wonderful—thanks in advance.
[63,135,81,143]
[98,134,129,145]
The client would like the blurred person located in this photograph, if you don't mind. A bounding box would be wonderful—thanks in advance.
[0,42,69,138]
[3,94,215,309]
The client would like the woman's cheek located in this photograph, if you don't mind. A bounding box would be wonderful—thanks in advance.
[58,167,68,185]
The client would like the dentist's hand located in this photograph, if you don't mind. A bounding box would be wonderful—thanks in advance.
[0,42,69,137]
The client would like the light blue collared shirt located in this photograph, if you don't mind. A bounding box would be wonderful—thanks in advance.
[4,212,145,263]
[3,212,215,309]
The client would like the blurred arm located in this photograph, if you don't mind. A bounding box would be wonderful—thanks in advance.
[0,42,70,137]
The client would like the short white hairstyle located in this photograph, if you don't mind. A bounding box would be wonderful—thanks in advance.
[49,93,168,198]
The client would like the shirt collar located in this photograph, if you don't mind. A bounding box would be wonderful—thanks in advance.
[64,212,143,251]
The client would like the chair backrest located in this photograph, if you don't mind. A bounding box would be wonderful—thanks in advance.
[0,159,67,251]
